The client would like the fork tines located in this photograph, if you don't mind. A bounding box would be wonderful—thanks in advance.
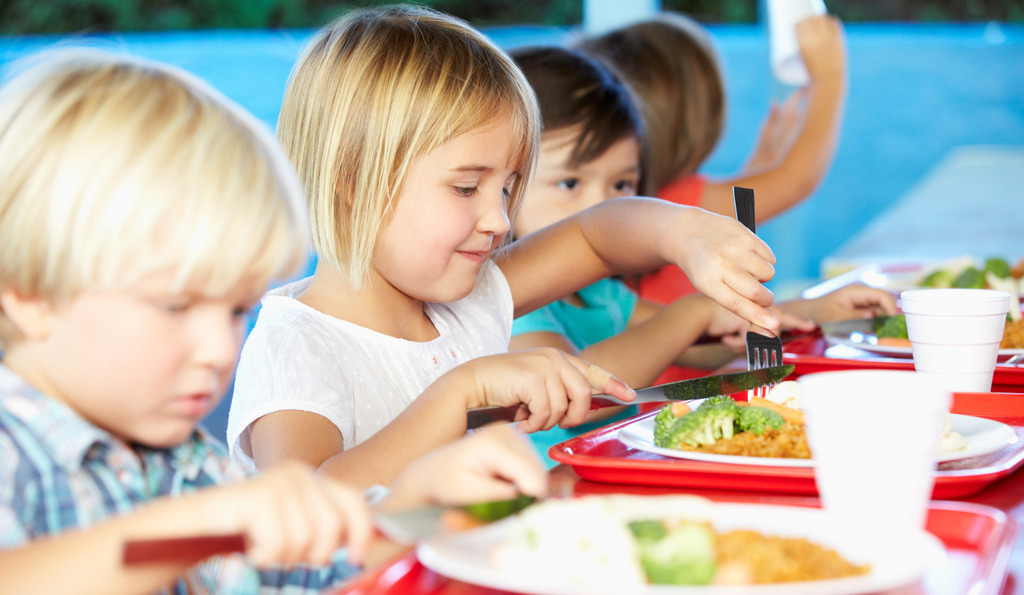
[745,332,785,399]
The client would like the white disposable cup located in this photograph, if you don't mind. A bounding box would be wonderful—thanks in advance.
[901,289,1011,393]
[798,370,949,533]
[767,0,826,86]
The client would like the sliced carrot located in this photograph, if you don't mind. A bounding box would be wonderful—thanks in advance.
[671,402,692,417]
[748,396,805,425]
[877,337,912,348]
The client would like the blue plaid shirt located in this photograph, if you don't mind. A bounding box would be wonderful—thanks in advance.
[0,364,359,594]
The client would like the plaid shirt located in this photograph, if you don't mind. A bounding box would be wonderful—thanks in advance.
[0,364,358,594]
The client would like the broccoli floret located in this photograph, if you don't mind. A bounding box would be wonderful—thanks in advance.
[661,411,717,448]
[985,257,1012,279]
[628,519,667,542]
[921,269,954,288]
[462,494,536,522]
[953,266,986,289]
[737,406,785,435]
[653,405,677,447]
[655,397,740,449]
[634,521,717,585]
[874,314,908,339]
[696,395,741,440]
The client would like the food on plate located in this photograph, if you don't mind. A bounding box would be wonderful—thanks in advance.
[873,313,912,347]
[493,496,870,586]
[1004,318,1024,349]
[653,382,966,458]
[763,380,801,409]
[920,256,1021,290]
[872,311,1024,349]
[653,395,810,458]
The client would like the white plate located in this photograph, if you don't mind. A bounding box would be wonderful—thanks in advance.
[821,317,1024,361]
[417,500,946,595]
[616,405,1018,467]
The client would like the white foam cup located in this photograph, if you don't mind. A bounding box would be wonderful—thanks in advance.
[798,370,949,533]
[901,289,1010,393]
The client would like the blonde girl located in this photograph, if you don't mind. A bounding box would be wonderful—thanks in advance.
[228,5,780,488]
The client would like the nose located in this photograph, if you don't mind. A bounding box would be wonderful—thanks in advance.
[478,189,511,238]
[192,310,242,373]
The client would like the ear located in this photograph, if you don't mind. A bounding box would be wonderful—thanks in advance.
[0,290,56,341]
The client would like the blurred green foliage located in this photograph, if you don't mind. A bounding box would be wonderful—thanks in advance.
[2,0,1021,34]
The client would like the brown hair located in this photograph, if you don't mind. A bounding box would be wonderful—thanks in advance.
[577,12,725,193]
[510,45,647,193]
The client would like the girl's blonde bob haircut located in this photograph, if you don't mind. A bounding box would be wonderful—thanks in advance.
[278,4,541,286]
[578,12,725,194]
[0,49,310,349]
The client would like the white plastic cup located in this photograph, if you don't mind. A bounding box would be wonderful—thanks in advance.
[798,370,949,533]
[900,289,1011,393]
[767,0,826,86]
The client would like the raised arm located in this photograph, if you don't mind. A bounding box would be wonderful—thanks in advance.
[699,14,847,222]
[497,197,780,332]
[510,294,742,388]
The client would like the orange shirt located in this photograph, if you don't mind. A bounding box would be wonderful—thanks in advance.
[631,174,706,305]
[632,174,710,389]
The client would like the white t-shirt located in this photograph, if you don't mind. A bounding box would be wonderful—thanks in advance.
[226,261,513,467]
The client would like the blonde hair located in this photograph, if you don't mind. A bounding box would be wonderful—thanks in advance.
[278,4,540,286]
[578,12,725,193]
[0,49,310,349]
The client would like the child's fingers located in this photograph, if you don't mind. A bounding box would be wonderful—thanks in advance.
[475,427,548,498]
[320,481,373,566]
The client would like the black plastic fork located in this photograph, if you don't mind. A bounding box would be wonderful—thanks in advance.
[734,186,785,398]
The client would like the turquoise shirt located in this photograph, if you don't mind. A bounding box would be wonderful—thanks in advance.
[0,364,358,594]
[512,278,640,466]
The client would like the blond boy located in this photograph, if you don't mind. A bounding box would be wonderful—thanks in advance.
[0,49,547,594]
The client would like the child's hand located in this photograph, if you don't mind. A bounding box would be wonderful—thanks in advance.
[718,306,816,352]
[797,14,846,85]
[783,284,898,324]
[382,425,547,511]
[463,349,635,433]
[746,89,806,171]
[669,209,780,332]
[198,461,372,567]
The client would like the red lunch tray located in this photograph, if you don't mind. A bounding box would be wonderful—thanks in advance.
[337,500,1014,595]
[548,391,1024,499]
[783,334,1024,393]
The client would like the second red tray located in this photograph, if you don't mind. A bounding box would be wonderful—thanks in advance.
[549,391,1024,499]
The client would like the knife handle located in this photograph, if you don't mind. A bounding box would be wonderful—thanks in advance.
[466,396,628,430]
[123,533,247,565]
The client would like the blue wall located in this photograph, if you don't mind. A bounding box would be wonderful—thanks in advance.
[3,23,1020,288]
[2,23,1022,437]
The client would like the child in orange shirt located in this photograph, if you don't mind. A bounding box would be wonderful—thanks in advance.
[579,12,847,304]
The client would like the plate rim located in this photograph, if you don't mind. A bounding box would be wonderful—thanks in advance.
[616,411,1018,468]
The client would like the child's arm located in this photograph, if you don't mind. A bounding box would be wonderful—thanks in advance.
[250,350,632,489]
[510,295,735,388]
[0,462,371,595]
[498,197,780,332]
[699,14,847,222]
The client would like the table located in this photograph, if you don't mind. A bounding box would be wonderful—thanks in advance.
[822,145,1024,279]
